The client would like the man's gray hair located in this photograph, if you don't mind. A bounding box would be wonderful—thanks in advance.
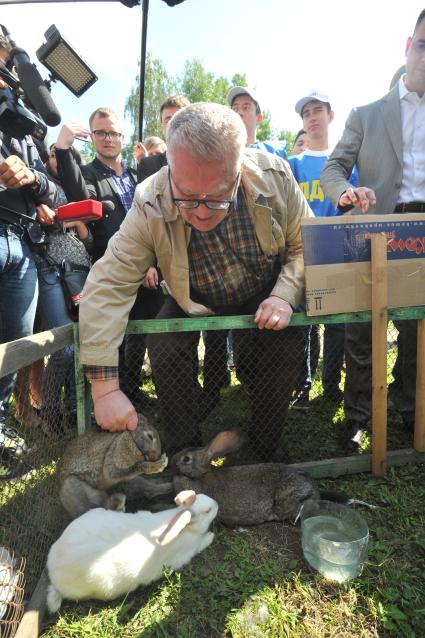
[167,102,247,166]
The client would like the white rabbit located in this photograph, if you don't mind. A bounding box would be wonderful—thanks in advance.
[46,490,217,613]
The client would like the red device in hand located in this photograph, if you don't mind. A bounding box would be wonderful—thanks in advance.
[56,199,103,223]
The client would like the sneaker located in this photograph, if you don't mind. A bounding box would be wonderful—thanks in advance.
[291,389,310,411]
[0,447,33,481]
[339,420,366,452]
[0,422,30,456]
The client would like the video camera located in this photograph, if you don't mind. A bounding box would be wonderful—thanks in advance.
[0,66,47,140]
[0,24,61,141]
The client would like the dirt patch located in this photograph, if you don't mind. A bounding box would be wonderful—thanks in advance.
[231,521,305,563]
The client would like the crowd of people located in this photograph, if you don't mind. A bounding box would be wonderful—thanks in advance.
[1,7,424,469]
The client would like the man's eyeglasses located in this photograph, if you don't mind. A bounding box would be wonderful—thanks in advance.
[91,130,123,141]
[169,170,240,211]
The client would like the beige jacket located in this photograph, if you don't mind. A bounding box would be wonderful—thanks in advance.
[79,148,313,366]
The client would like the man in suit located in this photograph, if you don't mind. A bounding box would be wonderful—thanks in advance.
[137,95,189,183]
[321,9,425,450]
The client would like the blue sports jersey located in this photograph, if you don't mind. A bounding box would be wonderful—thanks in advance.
[288,149,358,217]
[251,140,287,159]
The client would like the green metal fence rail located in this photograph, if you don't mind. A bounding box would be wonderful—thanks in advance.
[73,306,425,480]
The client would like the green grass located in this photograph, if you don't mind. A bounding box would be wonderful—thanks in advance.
[3,327,424,637]
[39,464,425,637]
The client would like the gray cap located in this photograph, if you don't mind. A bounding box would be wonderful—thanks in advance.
[227,86,261,114]
[295,90,330,116]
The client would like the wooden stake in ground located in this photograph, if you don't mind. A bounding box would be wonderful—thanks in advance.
[414,318,425,452]
[371,233,388,476]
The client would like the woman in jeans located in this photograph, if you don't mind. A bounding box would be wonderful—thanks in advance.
[35,145,92,434]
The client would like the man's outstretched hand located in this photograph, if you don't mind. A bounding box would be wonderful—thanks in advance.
[255,296,293,330]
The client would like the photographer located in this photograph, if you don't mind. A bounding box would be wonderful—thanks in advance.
[0,67,62,446]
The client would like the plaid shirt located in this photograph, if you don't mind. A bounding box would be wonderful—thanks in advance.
[188,187,278,308]
[102,163,135,213]
[85,365,118,380]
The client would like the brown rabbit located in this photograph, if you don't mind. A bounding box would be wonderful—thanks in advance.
[58,413,168,519]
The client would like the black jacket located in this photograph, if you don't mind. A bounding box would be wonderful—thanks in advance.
[0,134,62,225]
[137,151,168,183]
[56,149,136,262]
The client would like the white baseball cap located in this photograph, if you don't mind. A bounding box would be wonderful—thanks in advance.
[295,90,331,116]
[227,86,261,114]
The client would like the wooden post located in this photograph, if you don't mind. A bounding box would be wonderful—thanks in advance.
[414,318,425,452]
[371,233,388,476]
[73,323,92,434]
[14,568,48,638]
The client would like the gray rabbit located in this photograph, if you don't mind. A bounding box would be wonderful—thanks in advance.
[173,464,319,526]
[170,428,248,478]
[134,429,320,526]
[59,413,168,519]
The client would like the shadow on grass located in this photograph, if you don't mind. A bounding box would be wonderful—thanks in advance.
[41,523,301,638]
[0,425,71,597]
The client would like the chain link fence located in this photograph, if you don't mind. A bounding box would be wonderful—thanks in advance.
[1,309,424,637]
[0,326,75,638]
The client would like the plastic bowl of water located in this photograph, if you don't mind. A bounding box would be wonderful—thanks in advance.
[301,500,369,582]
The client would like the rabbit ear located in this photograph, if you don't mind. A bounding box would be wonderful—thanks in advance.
[205,429,247,461]
[157,509,192,545]
[108,431,141,470]
[175,490,196,506]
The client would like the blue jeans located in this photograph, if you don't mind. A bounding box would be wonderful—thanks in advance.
[37,265,75,416]
[0,224,38,417]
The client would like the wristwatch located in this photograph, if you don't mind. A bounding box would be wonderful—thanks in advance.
[30,170,41,191]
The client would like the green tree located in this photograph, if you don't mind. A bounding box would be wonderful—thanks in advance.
[256,109,274,142]
[78,140,95,165]
[278,129,298,155]
[231,73,247,88]
[123,52,176,166]
[178,60,246,105]
[124,52,176,142]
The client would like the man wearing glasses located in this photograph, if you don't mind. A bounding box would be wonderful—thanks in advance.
[55,108,160,410]
[55,107,136,262]
[79,103,312,462]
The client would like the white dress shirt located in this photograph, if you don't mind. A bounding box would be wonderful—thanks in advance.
[398,75,425,203]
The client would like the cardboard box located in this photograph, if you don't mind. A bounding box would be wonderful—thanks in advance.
[301,214,425,316]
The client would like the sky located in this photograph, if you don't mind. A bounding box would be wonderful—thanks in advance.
[0,0,422,152]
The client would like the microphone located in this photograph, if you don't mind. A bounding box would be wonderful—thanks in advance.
[101,200,114,214]
[56,199,104,223]
[10,47,61,127]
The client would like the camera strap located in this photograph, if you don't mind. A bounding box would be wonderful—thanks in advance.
[0,202,35,224]
[0,137,10,163]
